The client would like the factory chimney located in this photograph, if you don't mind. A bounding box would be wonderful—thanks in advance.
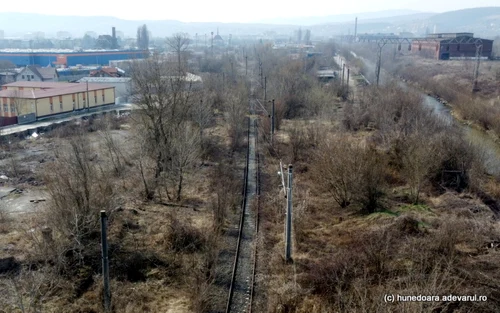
[111,27,117,49]
[354,17,358,39]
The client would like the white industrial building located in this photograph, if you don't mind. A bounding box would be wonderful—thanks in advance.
[77,77,131,104]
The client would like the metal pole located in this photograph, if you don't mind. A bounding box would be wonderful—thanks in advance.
[342,63,345,86]
[285,164,293,262]
[375,43,384,86]
[473,43,482,92]
[264,76,267,102]
[100,211,111,312]
[347,68,350,97]
[271,99,275,136]
[86,81,89,111]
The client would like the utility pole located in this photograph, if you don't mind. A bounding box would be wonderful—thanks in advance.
[100,211,111,312]
[375,42,385,86]
[271,99,275,137]
[245,55,248,76]
[473,42,483,92]
[342,63,345,86]
[259,61,263,88]
[346,68,350,97]
[264,76,267,102]
[86,81,89,111]
[285,164,293,262]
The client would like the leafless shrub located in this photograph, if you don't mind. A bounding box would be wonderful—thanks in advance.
[0,265,52,313]
[312,136,362,208]
[42,131,114,268]
[313,136,386,212]
[0,200,11,234]
[210,161,240,233]
[167,214,205,253]
[99,118,125,177]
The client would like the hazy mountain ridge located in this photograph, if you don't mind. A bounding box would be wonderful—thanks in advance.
[256,9,429,25]
[0,7,499,39]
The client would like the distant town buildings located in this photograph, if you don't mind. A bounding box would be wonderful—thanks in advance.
[24,32,45,40]
[0,30,4,40]
[56,31,72,39]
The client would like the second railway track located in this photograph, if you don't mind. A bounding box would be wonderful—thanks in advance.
[226,113,259,313]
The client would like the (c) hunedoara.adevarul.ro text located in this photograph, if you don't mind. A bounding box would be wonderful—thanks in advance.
[384,294,488,303]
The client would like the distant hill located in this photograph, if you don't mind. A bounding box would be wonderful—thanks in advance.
[310,7,500,38]
[0,13,297,38]
[256,10,430,25]
[0,7,499,40]
[426,7,500,35]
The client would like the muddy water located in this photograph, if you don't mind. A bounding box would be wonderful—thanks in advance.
[421,88,500,176]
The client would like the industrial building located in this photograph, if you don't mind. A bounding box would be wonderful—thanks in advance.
[0,81,115,126]
[77,77,131,104]
[411,33,493,60]
[0,49,148,67]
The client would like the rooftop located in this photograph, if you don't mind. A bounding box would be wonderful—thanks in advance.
[77,77,132,83]
[0,49,142,54]
[0,81,114,99]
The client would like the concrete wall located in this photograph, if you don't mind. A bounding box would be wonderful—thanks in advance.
[35,87,115,117]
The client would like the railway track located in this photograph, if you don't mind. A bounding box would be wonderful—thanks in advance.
[226,113,259,313]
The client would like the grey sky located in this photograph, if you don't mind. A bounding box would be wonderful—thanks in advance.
[0,0,498,23]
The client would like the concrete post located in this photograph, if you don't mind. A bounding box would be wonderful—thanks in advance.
[285,165,293,262]
[100,211,111,312]
[271,99,275,136]
[342,63,345,86]
[347,68,350,97]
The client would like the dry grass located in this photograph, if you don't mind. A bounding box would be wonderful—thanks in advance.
[258,114,500,313]
[0,114,236,312]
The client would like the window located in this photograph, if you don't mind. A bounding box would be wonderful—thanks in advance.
[10,105,15,113]
[94,96,97,104]
[457,44,460,51]
[31,75,34,79]
[3,104,8,112]
[446,45,450,51]
[50,103,53,113]
[22,75,25,79]
[59,96,63,110]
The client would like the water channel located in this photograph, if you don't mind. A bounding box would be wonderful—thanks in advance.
[351,53,500,176]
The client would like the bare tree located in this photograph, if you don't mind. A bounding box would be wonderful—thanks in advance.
[162,122,201,201]
[99,117,125,176]
[166,33,190,75]
[130,54,197,200]
[136,24,149,50]
[192,97,214,140]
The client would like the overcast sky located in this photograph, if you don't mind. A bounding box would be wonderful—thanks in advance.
[0,0,499,22]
